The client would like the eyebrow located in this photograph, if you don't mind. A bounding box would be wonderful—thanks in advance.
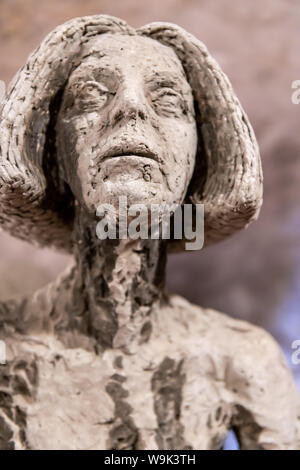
[144,72,188,90]
[67,64,189,96]
[69,61,121,84]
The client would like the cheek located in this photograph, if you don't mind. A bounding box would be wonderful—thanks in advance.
[162,119,196,159]
[160,120,197,183]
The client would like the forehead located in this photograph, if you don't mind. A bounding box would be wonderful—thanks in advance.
[75,33,186,78]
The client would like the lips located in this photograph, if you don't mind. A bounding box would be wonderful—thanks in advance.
[100,144,158,163]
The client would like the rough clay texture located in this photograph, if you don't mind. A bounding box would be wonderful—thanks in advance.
[0,15,299,450]
[0,14,263,251]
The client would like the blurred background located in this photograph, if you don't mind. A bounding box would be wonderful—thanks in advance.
[0,0,299,447]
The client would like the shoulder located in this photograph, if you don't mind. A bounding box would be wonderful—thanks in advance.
[164,295,300,448]
[161,293,266,348]
[162,293,297,409]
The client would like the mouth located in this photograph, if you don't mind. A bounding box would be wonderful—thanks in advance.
[101,145,158,163]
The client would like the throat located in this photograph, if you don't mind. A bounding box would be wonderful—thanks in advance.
[67,207,167,353]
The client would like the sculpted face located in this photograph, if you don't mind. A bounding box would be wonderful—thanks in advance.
[57,34,197,214]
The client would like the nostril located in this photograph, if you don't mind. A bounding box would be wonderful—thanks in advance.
[127,107,146,121]
[111,99,147,125]
[138,110,146,121]
[113,110,124,124]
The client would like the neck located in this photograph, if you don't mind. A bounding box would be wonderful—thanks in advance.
[63,207,167,354]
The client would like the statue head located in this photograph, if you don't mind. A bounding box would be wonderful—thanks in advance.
[57,33,197,214]
[0,15,263,252]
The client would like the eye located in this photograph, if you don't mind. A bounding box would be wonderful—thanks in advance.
[76,81,114,111]
[151,87,183,117]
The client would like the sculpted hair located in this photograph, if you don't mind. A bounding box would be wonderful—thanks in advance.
[0,15,262,252]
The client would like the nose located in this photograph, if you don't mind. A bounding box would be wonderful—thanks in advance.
[110,83,147,126]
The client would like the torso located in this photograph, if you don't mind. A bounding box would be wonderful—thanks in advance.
[0,294,258,450]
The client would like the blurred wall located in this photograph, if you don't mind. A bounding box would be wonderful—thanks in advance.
[0,0,299,380]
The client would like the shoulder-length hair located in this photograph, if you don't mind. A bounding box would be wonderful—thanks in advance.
[0,15,262,252]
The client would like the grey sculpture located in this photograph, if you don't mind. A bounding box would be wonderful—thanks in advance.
[0,15,299,450]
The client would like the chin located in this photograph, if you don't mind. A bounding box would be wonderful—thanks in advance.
[93,180,167,207]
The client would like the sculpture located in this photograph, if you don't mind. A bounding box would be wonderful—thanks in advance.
[0,15,299,450]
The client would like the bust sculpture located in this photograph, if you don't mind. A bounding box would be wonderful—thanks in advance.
[0,15,299,450]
